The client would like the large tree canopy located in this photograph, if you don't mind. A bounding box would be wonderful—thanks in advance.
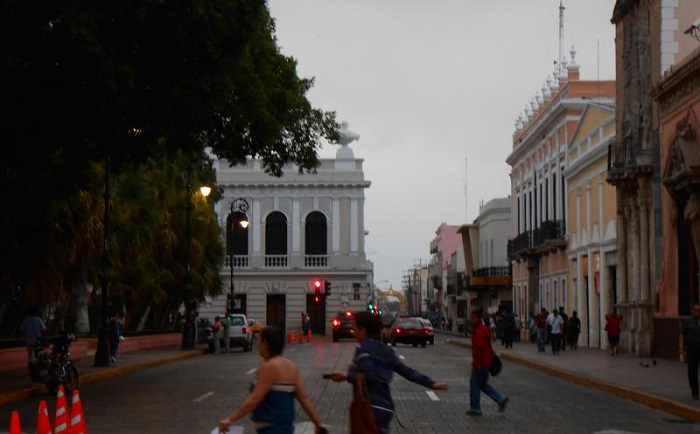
[0,1,339,332]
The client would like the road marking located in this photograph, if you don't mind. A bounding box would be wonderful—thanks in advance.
[426,391,439,401]
[398,354,405,360]
[193,391,215,402]
[246,368,257,375]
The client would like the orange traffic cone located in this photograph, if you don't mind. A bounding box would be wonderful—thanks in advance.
[287,330,295,344]
[37,400,53,434]
[307,329,312,342]
[70,389,87,434]
[9,410,22,434]
[54,385,72,434]
[298,330,304,344]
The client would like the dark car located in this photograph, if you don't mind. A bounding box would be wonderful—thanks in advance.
[331,311,355,342]
[383,317,432,347]
[418,318,435,345]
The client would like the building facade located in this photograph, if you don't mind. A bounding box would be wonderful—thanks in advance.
[609,0,700,357]
[429,223,462,331]
[507,48,616,329]
[565,102,617,349]
[464,198,512,315]
[204,138,372,335]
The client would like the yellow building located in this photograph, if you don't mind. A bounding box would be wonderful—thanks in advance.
[565,102,617,349]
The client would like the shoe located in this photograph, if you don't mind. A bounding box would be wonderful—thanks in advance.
[498,397,509,412]
[466,410,482,416]
[111,356,116,363]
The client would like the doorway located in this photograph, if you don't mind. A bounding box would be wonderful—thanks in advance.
[306,295,327,336]
[266,294,286,331]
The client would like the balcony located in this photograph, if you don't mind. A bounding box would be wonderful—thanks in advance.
[264,255,289,268]
[304,255,328,268]
[230,255,249,268]
[607,140,653,187]
[469,266,511,289]
[507,219,566,261]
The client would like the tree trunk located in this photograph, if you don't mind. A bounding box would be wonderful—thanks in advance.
[136,302,152,332]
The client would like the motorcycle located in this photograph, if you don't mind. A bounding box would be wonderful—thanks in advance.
[32,332,79,394]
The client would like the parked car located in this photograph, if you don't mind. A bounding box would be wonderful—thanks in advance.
[418,318,435,345]
[221,314,253,351]
[382,317,432,347]
[331,311,356,342]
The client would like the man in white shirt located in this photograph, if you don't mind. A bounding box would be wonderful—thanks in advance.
[547,309,564,355]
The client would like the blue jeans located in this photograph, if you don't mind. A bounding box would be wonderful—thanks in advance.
[537,327,547,351]
[469,367,504,413]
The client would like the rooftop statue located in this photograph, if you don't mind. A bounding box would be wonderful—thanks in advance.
[338,121,360,146]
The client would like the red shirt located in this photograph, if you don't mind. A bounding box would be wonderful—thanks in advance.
[605,314,622,335]
[471,323,493,370]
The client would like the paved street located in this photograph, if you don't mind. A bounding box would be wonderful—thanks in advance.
[3,335,700,433]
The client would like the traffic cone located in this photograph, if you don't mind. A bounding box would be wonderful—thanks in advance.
[287,330,295,344]
[9,410,22,434]
[36,400,53,434]
[70,389,87,434]
[307,329,312,342]
[54,385,72,434]
[298,329,303,344]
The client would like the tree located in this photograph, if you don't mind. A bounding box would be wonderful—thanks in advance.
[0,1,338,334]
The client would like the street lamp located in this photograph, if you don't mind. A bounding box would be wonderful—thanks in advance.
[227,198,249,313]
[182,161,211,350]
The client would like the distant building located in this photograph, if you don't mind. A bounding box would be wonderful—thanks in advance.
[507,47,616,330]
[429,223,462,332]
[204,132,372,335]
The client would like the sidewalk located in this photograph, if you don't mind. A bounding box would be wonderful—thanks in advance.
[0,344,207,407]
[438,330,700,422]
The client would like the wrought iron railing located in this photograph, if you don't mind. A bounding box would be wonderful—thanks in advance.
[472,266,511,277]
[507,219,565,259]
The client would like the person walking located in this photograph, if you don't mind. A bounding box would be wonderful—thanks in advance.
[558,307,568,352]
[547,309,564,355]
[535,308,548,352]
[212,316,222,355]
[108,310,124,363]
[218,326,327,434]
[681,304,700,400]
[222,314,232,353]
[467,309,508,416]
[18,307,46,381]
[327,311,448,433]
[501,307,516,349]
[566,310,581,349]
[605,311,623,355]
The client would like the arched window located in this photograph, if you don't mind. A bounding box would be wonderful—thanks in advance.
[227,212,249,256]
[265,211,288,255]
[305,211,327,255]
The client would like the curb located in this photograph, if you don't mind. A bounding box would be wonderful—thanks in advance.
[445,339,700,422]
[0,349,206,407]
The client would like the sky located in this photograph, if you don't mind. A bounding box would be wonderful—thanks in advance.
[267,0,616,291]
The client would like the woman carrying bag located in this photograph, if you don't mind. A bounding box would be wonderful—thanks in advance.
[327,312,449,434]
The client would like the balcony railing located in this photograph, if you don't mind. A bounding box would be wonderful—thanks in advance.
[472,266,510,277]
[230,255,249,268]
[264,255,289,268]
[607,140,653,184]
[304,255,328,268]
[507,219,566,260]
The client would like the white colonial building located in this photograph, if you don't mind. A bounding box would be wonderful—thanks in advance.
[202,130,373,336]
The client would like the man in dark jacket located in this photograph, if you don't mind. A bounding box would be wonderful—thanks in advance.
[467,309,508,416]
[681,304,700,399]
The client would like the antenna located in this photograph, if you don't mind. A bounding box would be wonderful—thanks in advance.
[597,38,600,101]
[464,156,468,222]
[558,1,565,77]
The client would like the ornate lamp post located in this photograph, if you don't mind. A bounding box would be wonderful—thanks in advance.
[227,198,249,313]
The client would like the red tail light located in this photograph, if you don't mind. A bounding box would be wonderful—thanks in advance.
[243,327,249,334]
[332,319,341,327]
[394,328,402,334]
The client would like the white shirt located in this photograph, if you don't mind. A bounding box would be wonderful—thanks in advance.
[549,315,564,334]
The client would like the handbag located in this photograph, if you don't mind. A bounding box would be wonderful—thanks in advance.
[349,373,379,434]
[487,340,502,377]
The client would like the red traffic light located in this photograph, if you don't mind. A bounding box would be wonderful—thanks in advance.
[313,279,323,292]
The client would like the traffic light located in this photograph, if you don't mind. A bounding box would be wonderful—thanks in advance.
[368,303,374,312]
[313,279,323,303]
[324,280,332,296]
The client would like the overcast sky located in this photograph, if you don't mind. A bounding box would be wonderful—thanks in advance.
[267,0,616,291]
